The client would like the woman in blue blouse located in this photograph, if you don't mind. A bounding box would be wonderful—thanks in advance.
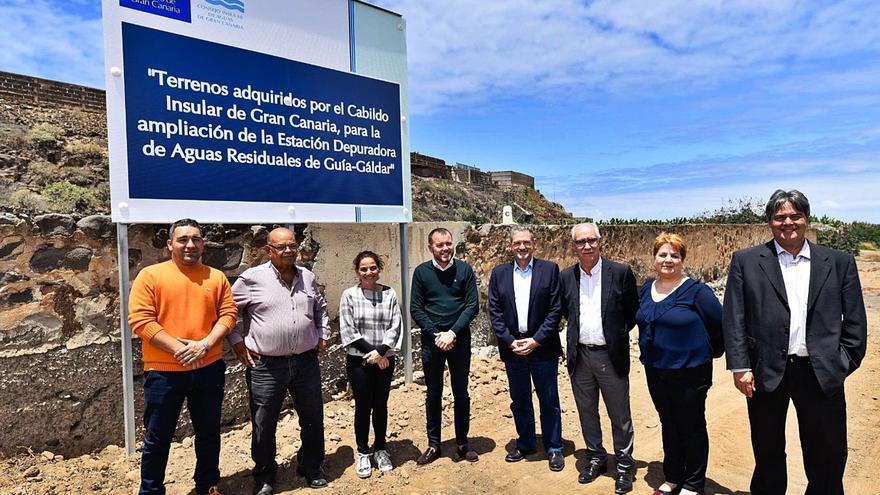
[636,233,723,495]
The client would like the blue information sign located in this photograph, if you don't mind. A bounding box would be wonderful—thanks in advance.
[122,22,403,206]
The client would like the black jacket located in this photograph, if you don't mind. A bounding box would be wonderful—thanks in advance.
[559,257,639,377]
[722,240,867,394]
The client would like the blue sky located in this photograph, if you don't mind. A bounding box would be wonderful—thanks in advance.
[3,0,879,221]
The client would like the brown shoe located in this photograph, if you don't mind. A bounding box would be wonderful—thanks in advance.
[456,445,479,462]
[416,446,440,465]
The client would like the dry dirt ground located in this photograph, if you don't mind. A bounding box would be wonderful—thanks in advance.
[3,252,880,495]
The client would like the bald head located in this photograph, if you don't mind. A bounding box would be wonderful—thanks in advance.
[265,227,299,273]
[268,227,295,244]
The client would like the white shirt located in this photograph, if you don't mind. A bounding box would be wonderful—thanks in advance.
[513,258,534,334]
[578,258,604,345]
[775,240,811,357]
[432,257,454,271]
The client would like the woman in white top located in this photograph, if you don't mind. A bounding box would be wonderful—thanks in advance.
[338,250,403,479]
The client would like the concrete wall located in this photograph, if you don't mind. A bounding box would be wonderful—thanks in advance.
[490,170,535,189]
[0,215,782,456]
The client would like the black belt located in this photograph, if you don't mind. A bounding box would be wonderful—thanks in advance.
[260,349,316,360]
[578,344,608,351]
[787,354,810,365]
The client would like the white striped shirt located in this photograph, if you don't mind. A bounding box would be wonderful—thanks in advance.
[229,262,330,356]
[339,284,403,356]
[775,240,811,357]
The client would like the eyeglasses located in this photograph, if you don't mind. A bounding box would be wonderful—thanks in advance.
[268,243,299,251]
[573,237,600,247]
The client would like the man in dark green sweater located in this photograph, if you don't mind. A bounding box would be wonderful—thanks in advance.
[411,227,480,465]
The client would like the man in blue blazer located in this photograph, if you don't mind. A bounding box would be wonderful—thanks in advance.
[559,222,639,494]
[723,189,867,495]
[488,226,564,472]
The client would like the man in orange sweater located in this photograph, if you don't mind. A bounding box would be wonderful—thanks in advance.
[129,218,238,495]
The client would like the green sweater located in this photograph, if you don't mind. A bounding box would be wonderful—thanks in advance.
[410,259,479,339]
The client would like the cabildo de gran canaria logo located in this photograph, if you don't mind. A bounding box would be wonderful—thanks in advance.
[204,0,244,13]
[120,0,193,23]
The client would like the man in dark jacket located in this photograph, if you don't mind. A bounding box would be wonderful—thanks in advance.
[559,222,639,494]
[723,189,867,495]
[488,226,564,472]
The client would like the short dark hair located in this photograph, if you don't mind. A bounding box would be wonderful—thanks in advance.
[353,250,384,271]
[510,225,535,243]
[764,189,810,222]
[169,218,202,239]
[427,227,452,245]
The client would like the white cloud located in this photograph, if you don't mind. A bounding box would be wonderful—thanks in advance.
[536,146,880,222]
[375,0,880,114]
[0,0,104,88]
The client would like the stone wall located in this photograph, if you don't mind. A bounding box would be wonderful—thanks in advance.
[410,152,451,180]
[0,71,104,113]
[0,215,780,456]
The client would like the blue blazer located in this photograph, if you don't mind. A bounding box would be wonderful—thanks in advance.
[488,258,563,361]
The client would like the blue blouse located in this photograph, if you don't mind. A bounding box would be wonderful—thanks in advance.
[636,278,723,369]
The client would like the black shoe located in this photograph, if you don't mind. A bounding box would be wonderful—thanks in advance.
[578,460,607,484]
[614,470,635,494]
[456,445,479,462]
[253,482,273,495]
[504,448,536,462]
[548,451,565,472]
[416,446,440,465]
[296,467,328,489]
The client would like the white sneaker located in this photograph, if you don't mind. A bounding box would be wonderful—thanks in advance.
[356,452,372,478]
[374,449,393,473]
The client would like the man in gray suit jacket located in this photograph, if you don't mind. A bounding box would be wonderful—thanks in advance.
[723,189,867,495]
[559,223,639,494]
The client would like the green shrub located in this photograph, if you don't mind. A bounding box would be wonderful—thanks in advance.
[40,182,101,212]
[9,189,48,212]
[64,141,107,157]
[815,224,860,255]
[27,123,65,143]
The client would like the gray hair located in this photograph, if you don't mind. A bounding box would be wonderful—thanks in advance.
[764,189,810,222]
[570,222,601,240]
[510,225,535,243]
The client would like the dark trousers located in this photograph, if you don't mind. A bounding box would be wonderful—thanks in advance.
[421,334,471,447]
[570,346,635,472]
[748,357,847,495]
[645,364,712,493]
[140,359,226,495]
[246,350,324,482]
[346,354,395,454]
[504,354,563,453]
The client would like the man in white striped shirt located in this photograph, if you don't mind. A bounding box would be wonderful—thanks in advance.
[230,227,330,493]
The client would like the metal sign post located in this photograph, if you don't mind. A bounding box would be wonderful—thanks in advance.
[116,223,136,454]
[399,223,412,384]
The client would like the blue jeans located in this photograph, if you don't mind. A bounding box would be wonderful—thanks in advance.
[505,355,563,453]
[140,359,226,495]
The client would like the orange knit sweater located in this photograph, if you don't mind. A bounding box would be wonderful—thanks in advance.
[128,260,238,372]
